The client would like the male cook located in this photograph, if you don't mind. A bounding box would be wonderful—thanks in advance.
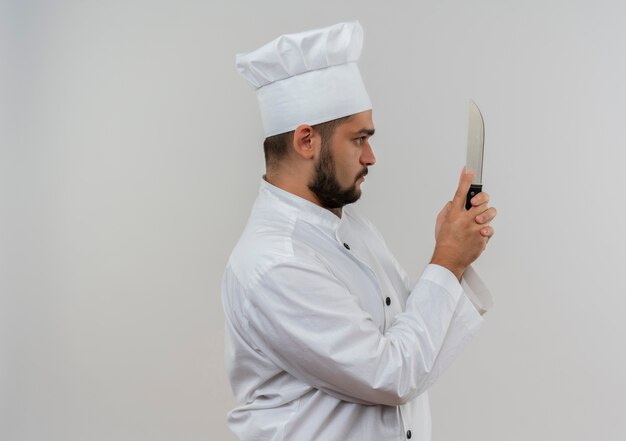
[222,20,497,441]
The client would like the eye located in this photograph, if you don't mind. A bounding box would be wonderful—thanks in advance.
[355,136,366,144]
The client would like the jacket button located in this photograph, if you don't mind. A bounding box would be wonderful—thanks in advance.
[407,430,412,439]
[343,242,350,250]
[385,297,391,306]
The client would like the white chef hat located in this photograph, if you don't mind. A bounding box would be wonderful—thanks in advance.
[235,20,372,137]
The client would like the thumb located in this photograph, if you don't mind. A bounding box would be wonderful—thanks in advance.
[452,166,475,210]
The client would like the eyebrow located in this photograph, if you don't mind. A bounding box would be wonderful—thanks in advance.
[353,128,375,136]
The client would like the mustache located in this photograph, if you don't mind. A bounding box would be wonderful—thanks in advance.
[357,168,368,180]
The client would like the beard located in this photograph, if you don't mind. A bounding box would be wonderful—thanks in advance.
[308,141,368,210]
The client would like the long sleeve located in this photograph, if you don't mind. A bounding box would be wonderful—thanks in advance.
[238,256,483,407]
[461,265,494,316]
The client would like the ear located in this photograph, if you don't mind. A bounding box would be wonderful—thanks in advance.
[291,124,320,160]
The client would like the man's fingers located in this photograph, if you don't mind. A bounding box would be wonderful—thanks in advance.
[470,191,490,207]
[480,225,494,238]
[452,166,475,210]
[475,207,497,224]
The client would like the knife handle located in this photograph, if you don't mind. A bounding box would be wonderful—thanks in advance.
[465,184,483,210]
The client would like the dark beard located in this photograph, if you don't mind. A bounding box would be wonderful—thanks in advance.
[308,142,367,209]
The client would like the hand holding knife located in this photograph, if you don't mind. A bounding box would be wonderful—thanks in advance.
[431,99,495,279]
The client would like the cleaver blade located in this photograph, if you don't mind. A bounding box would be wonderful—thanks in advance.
[465,99,485,210]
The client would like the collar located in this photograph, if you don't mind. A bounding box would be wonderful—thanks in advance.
[258,175,344,236]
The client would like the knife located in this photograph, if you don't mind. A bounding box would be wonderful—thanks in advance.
[465,100,485,210]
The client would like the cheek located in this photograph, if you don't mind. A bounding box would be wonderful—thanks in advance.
[331,142,360,179]
[337,154,357,178]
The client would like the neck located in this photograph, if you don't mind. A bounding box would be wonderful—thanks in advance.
[263,173,342,218]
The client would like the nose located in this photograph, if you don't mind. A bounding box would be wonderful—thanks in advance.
[361,141,376,166]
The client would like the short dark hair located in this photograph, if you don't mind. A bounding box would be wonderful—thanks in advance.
[263,114,354,169]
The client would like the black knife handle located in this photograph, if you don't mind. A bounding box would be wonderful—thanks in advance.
[465,184,483,210]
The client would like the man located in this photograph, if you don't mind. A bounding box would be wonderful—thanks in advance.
[223,20,497,441]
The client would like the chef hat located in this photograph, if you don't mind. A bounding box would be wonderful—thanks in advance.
[235,20,372,137]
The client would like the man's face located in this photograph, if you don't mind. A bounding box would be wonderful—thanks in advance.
[308,110,376,209]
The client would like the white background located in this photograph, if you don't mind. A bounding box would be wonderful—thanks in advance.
[2,1,625,440]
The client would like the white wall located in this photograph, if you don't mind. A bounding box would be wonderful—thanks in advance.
[2,1,625,440]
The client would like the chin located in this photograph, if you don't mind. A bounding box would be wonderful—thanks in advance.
[351,189,362,202]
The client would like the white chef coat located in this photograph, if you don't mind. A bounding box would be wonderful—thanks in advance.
[221,176,494,441]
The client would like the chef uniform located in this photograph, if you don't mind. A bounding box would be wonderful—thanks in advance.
[223,21,494,441]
